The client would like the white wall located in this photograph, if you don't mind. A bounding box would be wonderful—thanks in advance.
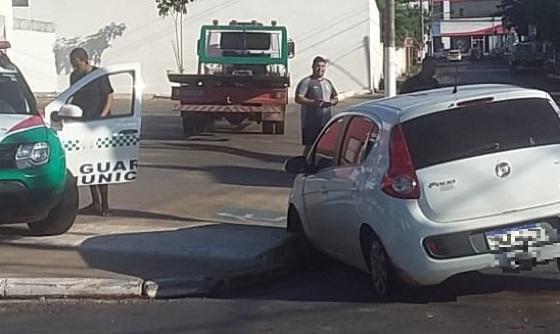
[11,28,57,92]
[22,0,381,95]
[0,0,13,42]
[395,47,408,78]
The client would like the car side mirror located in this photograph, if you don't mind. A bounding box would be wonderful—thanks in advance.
[288,39,295,59]
[285,156,308,174]
[59,104,83,119]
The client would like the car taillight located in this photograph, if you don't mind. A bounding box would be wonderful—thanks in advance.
[382,124,420,199]
[272,91,285,99]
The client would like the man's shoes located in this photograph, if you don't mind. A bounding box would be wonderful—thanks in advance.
[79,204,101,215]
[101,208,112,217]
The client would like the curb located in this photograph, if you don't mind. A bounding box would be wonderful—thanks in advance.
[0,235,299,300]
[143,263,292,299]
[143,234,299,299]
[0,278,143,299]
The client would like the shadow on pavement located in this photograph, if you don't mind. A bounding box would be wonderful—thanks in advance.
[78,223,290,280]
[142,142,293,164]
[140,163,295,188]
[217,261,560,304]
[0,225,36,238]
[78,209,212,224]
[0,210,212,240]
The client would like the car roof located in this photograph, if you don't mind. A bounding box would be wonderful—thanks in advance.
[349,84,551,123]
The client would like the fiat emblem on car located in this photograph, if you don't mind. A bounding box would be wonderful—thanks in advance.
[495,162,512,178]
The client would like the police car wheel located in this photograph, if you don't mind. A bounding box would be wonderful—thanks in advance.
[28,174,79,236]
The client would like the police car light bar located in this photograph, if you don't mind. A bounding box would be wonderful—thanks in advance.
[0,41,11,50]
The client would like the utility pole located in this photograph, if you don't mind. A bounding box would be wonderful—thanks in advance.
[384,0,397,97]
[428,0,433,56]
[420,0,425,59]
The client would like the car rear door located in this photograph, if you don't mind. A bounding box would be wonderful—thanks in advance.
[44,63,142,186]
[319,115,380,264]
[403,97,560,223]
[301,116,346,247]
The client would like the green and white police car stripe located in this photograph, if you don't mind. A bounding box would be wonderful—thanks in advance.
[96,135,140,149]
[63,140,81,152]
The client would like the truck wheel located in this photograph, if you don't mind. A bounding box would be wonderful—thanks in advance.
[274,121,285,135]
[263,121,274,134]
[28,174,78,236]
[182,117,195,137]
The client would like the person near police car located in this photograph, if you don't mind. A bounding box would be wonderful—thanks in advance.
[399,56,440,94]
[69,47,114,216]
[295,56,339,156]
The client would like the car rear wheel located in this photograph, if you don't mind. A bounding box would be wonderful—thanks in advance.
[368,234,397,298]
[28,174,78,236]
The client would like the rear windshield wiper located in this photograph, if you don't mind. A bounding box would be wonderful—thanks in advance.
[462,142,501,156]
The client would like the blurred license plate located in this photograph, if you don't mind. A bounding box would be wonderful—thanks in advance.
[485,223,550,252]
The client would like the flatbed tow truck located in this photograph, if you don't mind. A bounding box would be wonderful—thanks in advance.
[168,20,295,136]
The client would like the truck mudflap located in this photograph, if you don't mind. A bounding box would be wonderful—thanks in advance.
[174,104,284,113]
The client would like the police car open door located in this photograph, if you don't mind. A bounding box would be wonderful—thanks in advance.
[45,63,142,186]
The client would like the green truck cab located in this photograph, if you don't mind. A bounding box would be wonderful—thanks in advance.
[0,49,143,235]
[169,20,295,136]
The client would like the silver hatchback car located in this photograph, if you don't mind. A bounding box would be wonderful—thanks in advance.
[285,85,560,298]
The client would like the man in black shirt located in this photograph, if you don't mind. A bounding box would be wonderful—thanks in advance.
[69,48,114,216]
[399,56,440,94]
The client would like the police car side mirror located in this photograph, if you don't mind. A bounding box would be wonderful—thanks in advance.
[59,104,83,119]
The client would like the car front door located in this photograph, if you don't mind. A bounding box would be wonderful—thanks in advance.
[302,116,346,253]
[44,63,142,186]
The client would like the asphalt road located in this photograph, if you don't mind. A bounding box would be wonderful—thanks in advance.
[3,60,560,333]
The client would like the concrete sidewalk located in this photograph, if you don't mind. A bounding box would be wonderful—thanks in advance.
[0,216,298,299]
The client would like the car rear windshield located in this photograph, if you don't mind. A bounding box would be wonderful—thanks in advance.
[0,72,35,115]
[402,98,560,169]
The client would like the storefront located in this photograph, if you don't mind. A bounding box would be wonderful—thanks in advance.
[432,17,506,55]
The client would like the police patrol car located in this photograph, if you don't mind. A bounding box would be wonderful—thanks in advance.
[0,45,142,235]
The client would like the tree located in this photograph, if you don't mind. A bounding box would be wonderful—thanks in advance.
[156,0,199,73]
[499,0,560,47]
[376,0,428,47]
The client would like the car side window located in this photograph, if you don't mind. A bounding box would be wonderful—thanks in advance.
[67,72,134,121]
[340,116,379,167]
[312,117,345,171]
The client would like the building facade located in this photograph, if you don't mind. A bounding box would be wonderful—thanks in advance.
[431,0,505,56]
[2,0,384,95]
[1,0,57,92]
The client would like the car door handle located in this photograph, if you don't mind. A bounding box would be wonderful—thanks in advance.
[117,129,139,135]
[321,186,328,194]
